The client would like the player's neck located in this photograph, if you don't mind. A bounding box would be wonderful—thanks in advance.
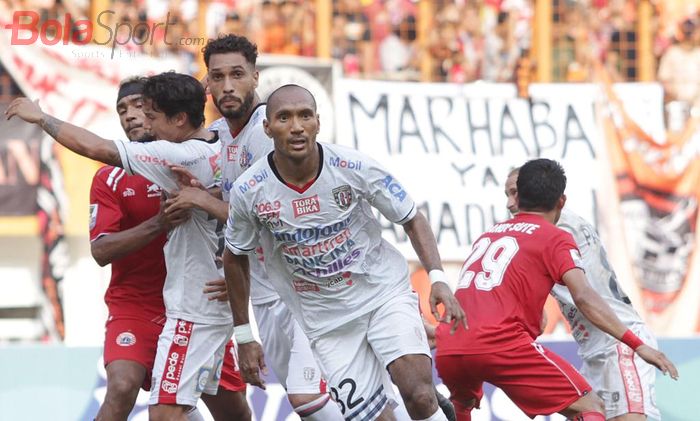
[517,210,557,224]
[225,94,261,134]
[273,144,320,187]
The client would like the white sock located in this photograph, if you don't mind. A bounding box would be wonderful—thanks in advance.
[295,394,344,421]
[186,406,205,421]
[414,407,448,421]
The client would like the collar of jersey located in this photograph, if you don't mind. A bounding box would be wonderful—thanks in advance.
[229,103,266,139]
[267,143,324,194]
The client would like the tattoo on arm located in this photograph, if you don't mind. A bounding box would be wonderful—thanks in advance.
[40,115,64,139]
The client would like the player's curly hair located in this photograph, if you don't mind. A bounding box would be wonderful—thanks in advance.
[203,34,258,68]
[143,72,206,128]
[516,158,567,212]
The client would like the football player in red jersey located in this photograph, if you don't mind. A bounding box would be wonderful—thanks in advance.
[88,77,250,421]
[435,158,677,421]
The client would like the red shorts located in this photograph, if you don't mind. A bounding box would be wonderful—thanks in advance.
[219,341,246,392]
[103,317,163,390]
[436,342,592,419]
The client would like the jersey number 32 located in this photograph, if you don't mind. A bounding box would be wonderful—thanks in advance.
[458,236,519,291]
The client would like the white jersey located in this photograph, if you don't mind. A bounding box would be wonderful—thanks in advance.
[225,143,417,338]
[552,208,646,359]
[114,137,232,325]
[209,107,279,305]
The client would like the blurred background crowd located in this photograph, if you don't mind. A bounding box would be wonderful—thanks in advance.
[0,0,700,97]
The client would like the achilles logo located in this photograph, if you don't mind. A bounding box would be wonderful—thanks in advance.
[161,380,178,394]
[292,195,320,218]
[166,351,180,380]
[173,334,189,346]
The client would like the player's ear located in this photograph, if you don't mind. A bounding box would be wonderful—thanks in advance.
[263,119,271,137]
[558,194,567,210]
[316,113,320,134]
[253,70,259,88]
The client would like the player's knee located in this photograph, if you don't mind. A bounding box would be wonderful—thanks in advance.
[402,383,437,408]
[105,375,140,402]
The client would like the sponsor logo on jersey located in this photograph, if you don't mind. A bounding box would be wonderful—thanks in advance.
[303,367,316,381]
[146,183,162,198]
[122,188,135,197]
[325,272,353,288]
[135,154,167,166]
[274,216,352,243]
[239,169,269,194]
[240,145,252,169]
[209,153,221,181]
[293,279,320,292]
[329,156,362,170]
[227,145,239,161]
[161,380,178,394]
[256,201,282,229]
[381,175,407,202]
[89,204,98,230]
[173,334,189,346]
[292,195,321,217]
[165,351,181,381]
[618,344,644,412]
[116,331,136,346]
[332,185,353,210]
[176,320,192,335]
[180,155,207,167]
[223,179,234,193]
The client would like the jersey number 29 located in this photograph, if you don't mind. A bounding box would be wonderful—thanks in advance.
[458,236,519,291]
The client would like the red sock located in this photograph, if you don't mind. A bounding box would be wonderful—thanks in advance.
[572,411,606,421]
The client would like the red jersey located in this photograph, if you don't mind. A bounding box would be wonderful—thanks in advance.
[437,213,583,355]
[89,166,167,320]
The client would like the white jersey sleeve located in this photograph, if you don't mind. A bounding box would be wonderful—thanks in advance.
[224,179,261,255]
[114,138,220,193]
[361,156,417,225]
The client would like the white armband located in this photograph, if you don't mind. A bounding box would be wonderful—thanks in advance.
[234,324,255,344]
[428,269,448,285]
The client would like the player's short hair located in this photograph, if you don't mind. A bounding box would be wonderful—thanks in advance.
[516,158,566,212]
[203,34,258,68]
[265,84,317,119]
[116,76,148,104]
[143,72,206,128]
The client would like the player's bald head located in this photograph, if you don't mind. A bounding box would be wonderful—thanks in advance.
[265,84,317,119]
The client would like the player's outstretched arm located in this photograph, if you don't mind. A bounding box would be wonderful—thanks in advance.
[165,164,228,222]
[403,211,467,333]
[5,98,121,166]
[223,248,268,389]
[563,268,679,379]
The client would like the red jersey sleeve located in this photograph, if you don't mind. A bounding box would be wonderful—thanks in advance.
[544,229,584,285]
[89,167,125,241]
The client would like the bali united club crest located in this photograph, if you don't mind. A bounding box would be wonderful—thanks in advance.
[332,185,353,211]
[240,145,252,170]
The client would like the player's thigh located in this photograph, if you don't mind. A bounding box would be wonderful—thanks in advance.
[253,300,294,388]
[489,342,592,418]
[434,354,485,415]
[366,291,431,370]
[310,315,391,421]
[596,342,660,420]
[287,313,327,395]
[103,317,162,390]
[149,318,231,407]
[218,341,246,393]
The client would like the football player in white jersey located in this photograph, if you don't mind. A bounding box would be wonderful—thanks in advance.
[163,35,345,421]
[223,84,466,421]
[5,73,240,421]
[505,167,663,421]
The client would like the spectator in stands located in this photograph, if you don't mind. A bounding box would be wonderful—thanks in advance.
[482,11,520,82]
[658,19,700,105]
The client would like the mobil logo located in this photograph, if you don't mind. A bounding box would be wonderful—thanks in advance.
[239,169,269,194]
[329,156,362,170]
[381,175,407,202]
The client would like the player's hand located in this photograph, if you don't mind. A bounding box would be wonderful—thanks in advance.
[635,344,679,380]
[156,195,190,230]
[430,282,468,334]
[203,278,228,302]
[5,98,44,123]
[164,187,207,214]
[169,164,206,190]
[423,318,437,350]
[238,341,268,389]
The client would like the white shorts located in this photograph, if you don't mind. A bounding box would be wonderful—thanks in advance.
[309,291,430,421]
[149,318,232,406]
[253,298,325,394]
[581,325,660,420]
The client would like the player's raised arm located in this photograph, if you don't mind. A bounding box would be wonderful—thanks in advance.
[403,211,467,333]
[563,268,679,379]
[5,98,121,166]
